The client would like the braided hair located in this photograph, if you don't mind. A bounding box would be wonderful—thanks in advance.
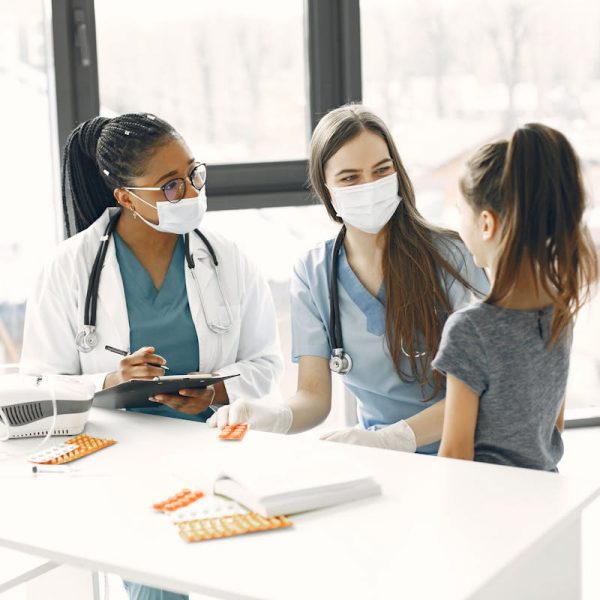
[61,113,180,236]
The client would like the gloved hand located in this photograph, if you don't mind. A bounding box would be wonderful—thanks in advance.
[207,399,293,434]
[320,420,417,452]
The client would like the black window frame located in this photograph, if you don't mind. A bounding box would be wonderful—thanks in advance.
[51,0,361,213]
[49,0,595,429]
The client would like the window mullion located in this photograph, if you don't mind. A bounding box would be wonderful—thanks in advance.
[307,0,362,132]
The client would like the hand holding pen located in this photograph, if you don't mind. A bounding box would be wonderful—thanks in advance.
[102,346,219,416]
[103,345,169,389]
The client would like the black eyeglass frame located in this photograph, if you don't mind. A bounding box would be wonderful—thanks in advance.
[124,162,207,203]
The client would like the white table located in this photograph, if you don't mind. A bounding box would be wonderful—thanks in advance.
[0,407,598,600]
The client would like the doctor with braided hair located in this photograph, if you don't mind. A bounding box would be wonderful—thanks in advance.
[20,113,284,600]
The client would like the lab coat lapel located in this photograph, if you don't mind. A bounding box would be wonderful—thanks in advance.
[185,232,221,372]
[185,232,217,325]
[97,239,130,351]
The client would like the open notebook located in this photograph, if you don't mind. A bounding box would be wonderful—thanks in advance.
[212,447,381,518]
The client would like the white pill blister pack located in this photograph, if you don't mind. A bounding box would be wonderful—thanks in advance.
[169,495,246,524]
[28,443,75,464]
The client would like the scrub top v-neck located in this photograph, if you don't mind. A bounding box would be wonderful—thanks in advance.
[113,232,207,422]
[290,234,490,454]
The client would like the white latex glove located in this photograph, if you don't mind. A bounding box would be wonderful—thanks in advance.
[320,420,417,452]
[207,399,293,434]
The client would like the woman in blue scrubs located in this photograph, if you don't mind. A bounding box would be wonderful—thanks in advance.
[211,105,488,454]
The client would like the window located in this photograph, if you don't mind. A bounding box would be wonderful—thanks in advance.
[4,0,597,423]
[95,0,308,164]
[361,0,600,409]
[0,0,58,366]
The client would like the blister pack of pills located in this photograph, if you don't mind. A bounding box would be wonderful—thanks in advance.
[168,495,244,523]
[218,423,249,441]
[153,488,205,512]
[28,434,116,465]
[177,512,292,543]
[28,443,76,464]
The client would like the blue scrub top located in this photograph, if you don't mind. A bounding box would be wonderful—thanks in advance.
[290,233,489,454]
[114,232,210,422]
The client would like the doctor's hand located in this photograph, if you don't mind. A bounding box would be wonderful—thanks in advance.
[320,421,417,453]
[150,385,216,415]
[207,399,293,434]
[103,346,167,389]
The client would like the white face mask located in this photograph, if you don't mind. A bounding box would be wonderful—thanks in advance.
[328,172,401,234]
[129,187,207,234]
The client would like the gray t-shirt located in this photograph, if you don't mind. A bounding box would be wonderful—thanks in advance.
[432,302,571,471]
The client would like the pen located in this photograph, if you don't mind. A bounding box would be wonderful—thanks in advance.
[104,345,170,370]
[32,464,70,474]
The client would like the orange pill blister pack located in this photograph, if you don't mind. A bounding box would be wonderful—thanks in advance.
[28,434,116,465]
[153,489,205,513]
[177,512,292,543]
[218,423,249,441]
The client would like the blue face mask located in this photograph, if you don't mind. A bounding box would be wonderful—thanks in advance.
[129,188,207,234]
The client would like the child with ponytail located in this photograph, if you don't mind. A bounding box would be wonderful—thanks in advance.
[433,123,598,470]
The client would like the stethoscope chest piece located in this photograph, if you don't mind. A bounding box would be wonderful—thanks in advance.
[75,326,99,353]
[330,348,352,375]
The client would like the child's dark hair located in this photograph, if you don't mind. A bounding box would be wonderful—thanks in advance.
[460,123,599,344]
[62,113,180,236]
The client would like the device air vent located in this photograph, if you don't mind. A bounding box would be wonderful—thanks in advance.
[12,428,71,438]
[3,402,44,426]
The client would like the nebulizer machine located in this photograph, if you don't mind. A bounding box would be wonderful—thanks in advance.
[0,374,95,442]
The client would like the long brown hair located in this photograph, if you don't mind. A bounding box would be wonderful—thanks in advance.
[460,123,599,344]
[309,104,479,399]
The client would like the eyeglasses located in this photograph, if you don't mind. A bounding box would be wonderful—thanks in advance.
[125,162,207,203]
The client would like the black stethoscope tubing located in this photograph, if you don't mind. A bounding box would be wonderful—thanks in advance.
[329,226,353,374]
[82,210,220,337]
[83,211,120,332]
[328,225,429,374]
[329,226,346,353]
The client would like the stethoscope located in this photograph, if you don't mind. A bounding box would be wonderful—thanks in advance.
[75,211,233,353]
[328,226,427,375]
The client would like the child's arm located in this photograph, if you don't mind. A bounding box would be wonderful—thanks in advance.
[556,398,566,433]
[438,374,480,461]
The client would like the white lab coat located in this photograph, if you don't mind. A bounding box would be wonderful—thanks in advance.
[20,208,283,401]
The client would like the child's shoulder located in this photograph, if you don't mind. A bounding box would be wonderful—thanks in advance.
[444,301,494,338]
[448,300,489,322]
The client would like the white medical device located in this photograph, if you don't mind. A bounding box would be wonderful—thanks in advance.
[0,375,95,439]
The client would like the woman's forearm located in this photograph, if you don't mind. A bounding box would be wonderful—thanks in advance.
[405,398,446,448]
[212,380,229,404]
[286,390,331,434]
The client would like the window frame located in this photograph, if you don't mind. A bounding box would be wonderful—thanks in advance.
[51,0,361,214]
[48,0,597,428]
